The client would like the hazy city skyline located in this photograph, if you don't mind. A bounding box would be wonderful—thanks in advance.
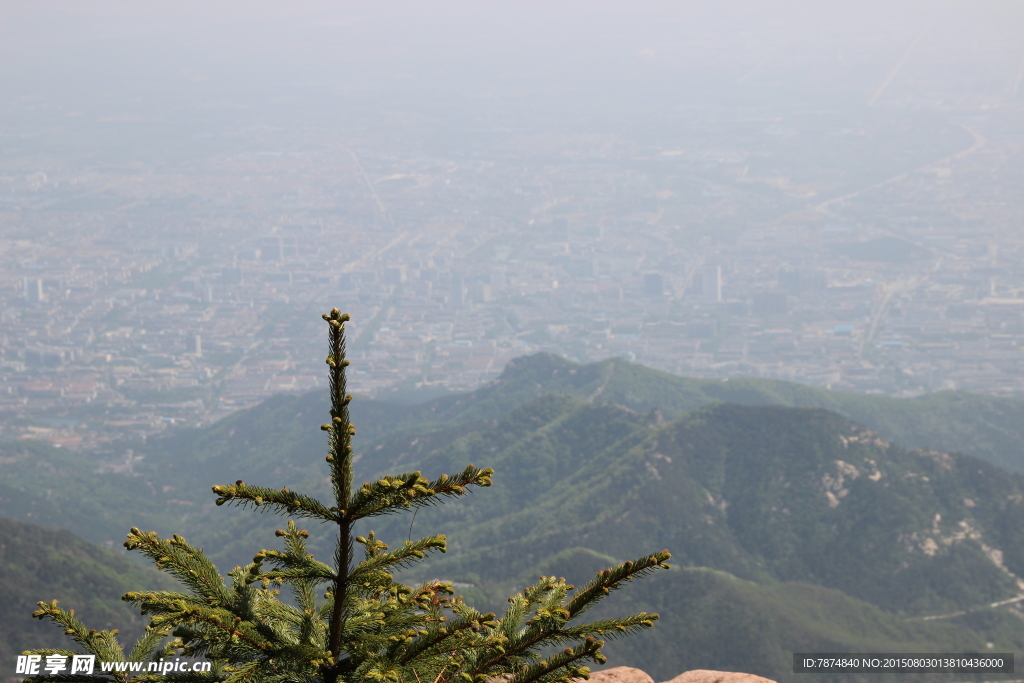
[2,1,1024,450]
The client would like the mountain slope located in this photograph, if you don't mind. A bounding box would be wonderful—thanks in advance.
[8,353,1024,678]
[453,354,1024,475]
[589,567,1006,683]
[7,362,1024,618]
[0,517,174,665]
[74,351,1024,542]
[378,399,1024,618]
[0,439,188,548]
[140,353,1024,482]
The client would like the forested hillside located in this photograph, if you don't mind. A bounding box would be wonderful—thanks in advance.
[6,353,1024,679]
[0,518,173,666]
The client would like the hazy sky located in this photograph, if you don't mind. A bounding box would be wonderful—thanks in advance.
[2,1,1023,164]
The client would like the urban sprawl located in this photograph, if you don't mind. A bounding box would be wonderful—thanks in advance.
[2,95,1022,453]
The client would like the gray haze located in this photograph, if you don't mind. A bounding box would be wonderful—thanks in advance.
[2,1,1023,449]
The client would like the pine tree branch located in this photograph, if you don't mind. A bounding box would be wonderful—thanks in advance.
[469,554,668,678]
[349,534,448,580]
[144,602,277,654]
[551,614,658,642]
[507,637,603,683]
[130,674,221,683]
[397,615,497,665]
[322,308,355,516]
[211,483,337,522]
[30,600,127,663]
[243,520,335,613]
[347,467,493,520]
[124,590,215,611]
[127,624,173,662]
[246,523,335,584]
[249,565,335,583]
[562,550,670,620]
[123,529,234,609]
[220,661,263,683]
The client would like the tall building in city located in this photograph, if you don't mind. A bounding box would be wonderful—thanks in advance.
[23,277,44,303]
[469,280,492,303]
[702,265,722,303]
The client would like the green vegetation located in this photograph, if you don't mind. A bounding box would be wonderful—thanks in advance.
[10,351,1024,679]
[598,567,1006,683]
[365,399,1024,617]
[25,312,669,683]
[0,439,180,548]
[377,353,1024,474]
[0,518,174,666]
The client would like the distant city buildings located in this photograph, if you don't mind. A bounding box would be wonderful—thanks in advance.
[2,83,1022,452]
[23,277,44,303]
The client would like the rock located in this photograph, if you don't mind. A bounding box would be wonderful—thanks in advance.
[661,670,776,683]
[492,667,772,683]
[577,667,655,683]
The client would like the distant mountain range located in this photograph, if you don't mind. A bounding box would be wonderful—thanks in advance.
[5,353,1024,681]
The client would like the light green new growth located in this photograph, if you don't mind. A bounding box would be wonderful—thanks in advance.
[27,309,670,683]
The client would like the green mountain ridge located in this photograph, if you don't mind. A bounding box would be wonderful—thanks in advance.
[467,354,1024,476]
[370,398,1024,617]
[90,352,1024,552]
[7,353,1024,678]
[3,516,1006,683]
[134,352,1024,503]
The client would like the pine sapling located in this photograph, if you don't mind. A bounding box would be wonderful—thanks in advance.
[26,309,670,683]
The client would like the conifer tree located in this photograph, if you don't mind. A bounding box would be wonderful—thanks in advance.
[26,308,671,683]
